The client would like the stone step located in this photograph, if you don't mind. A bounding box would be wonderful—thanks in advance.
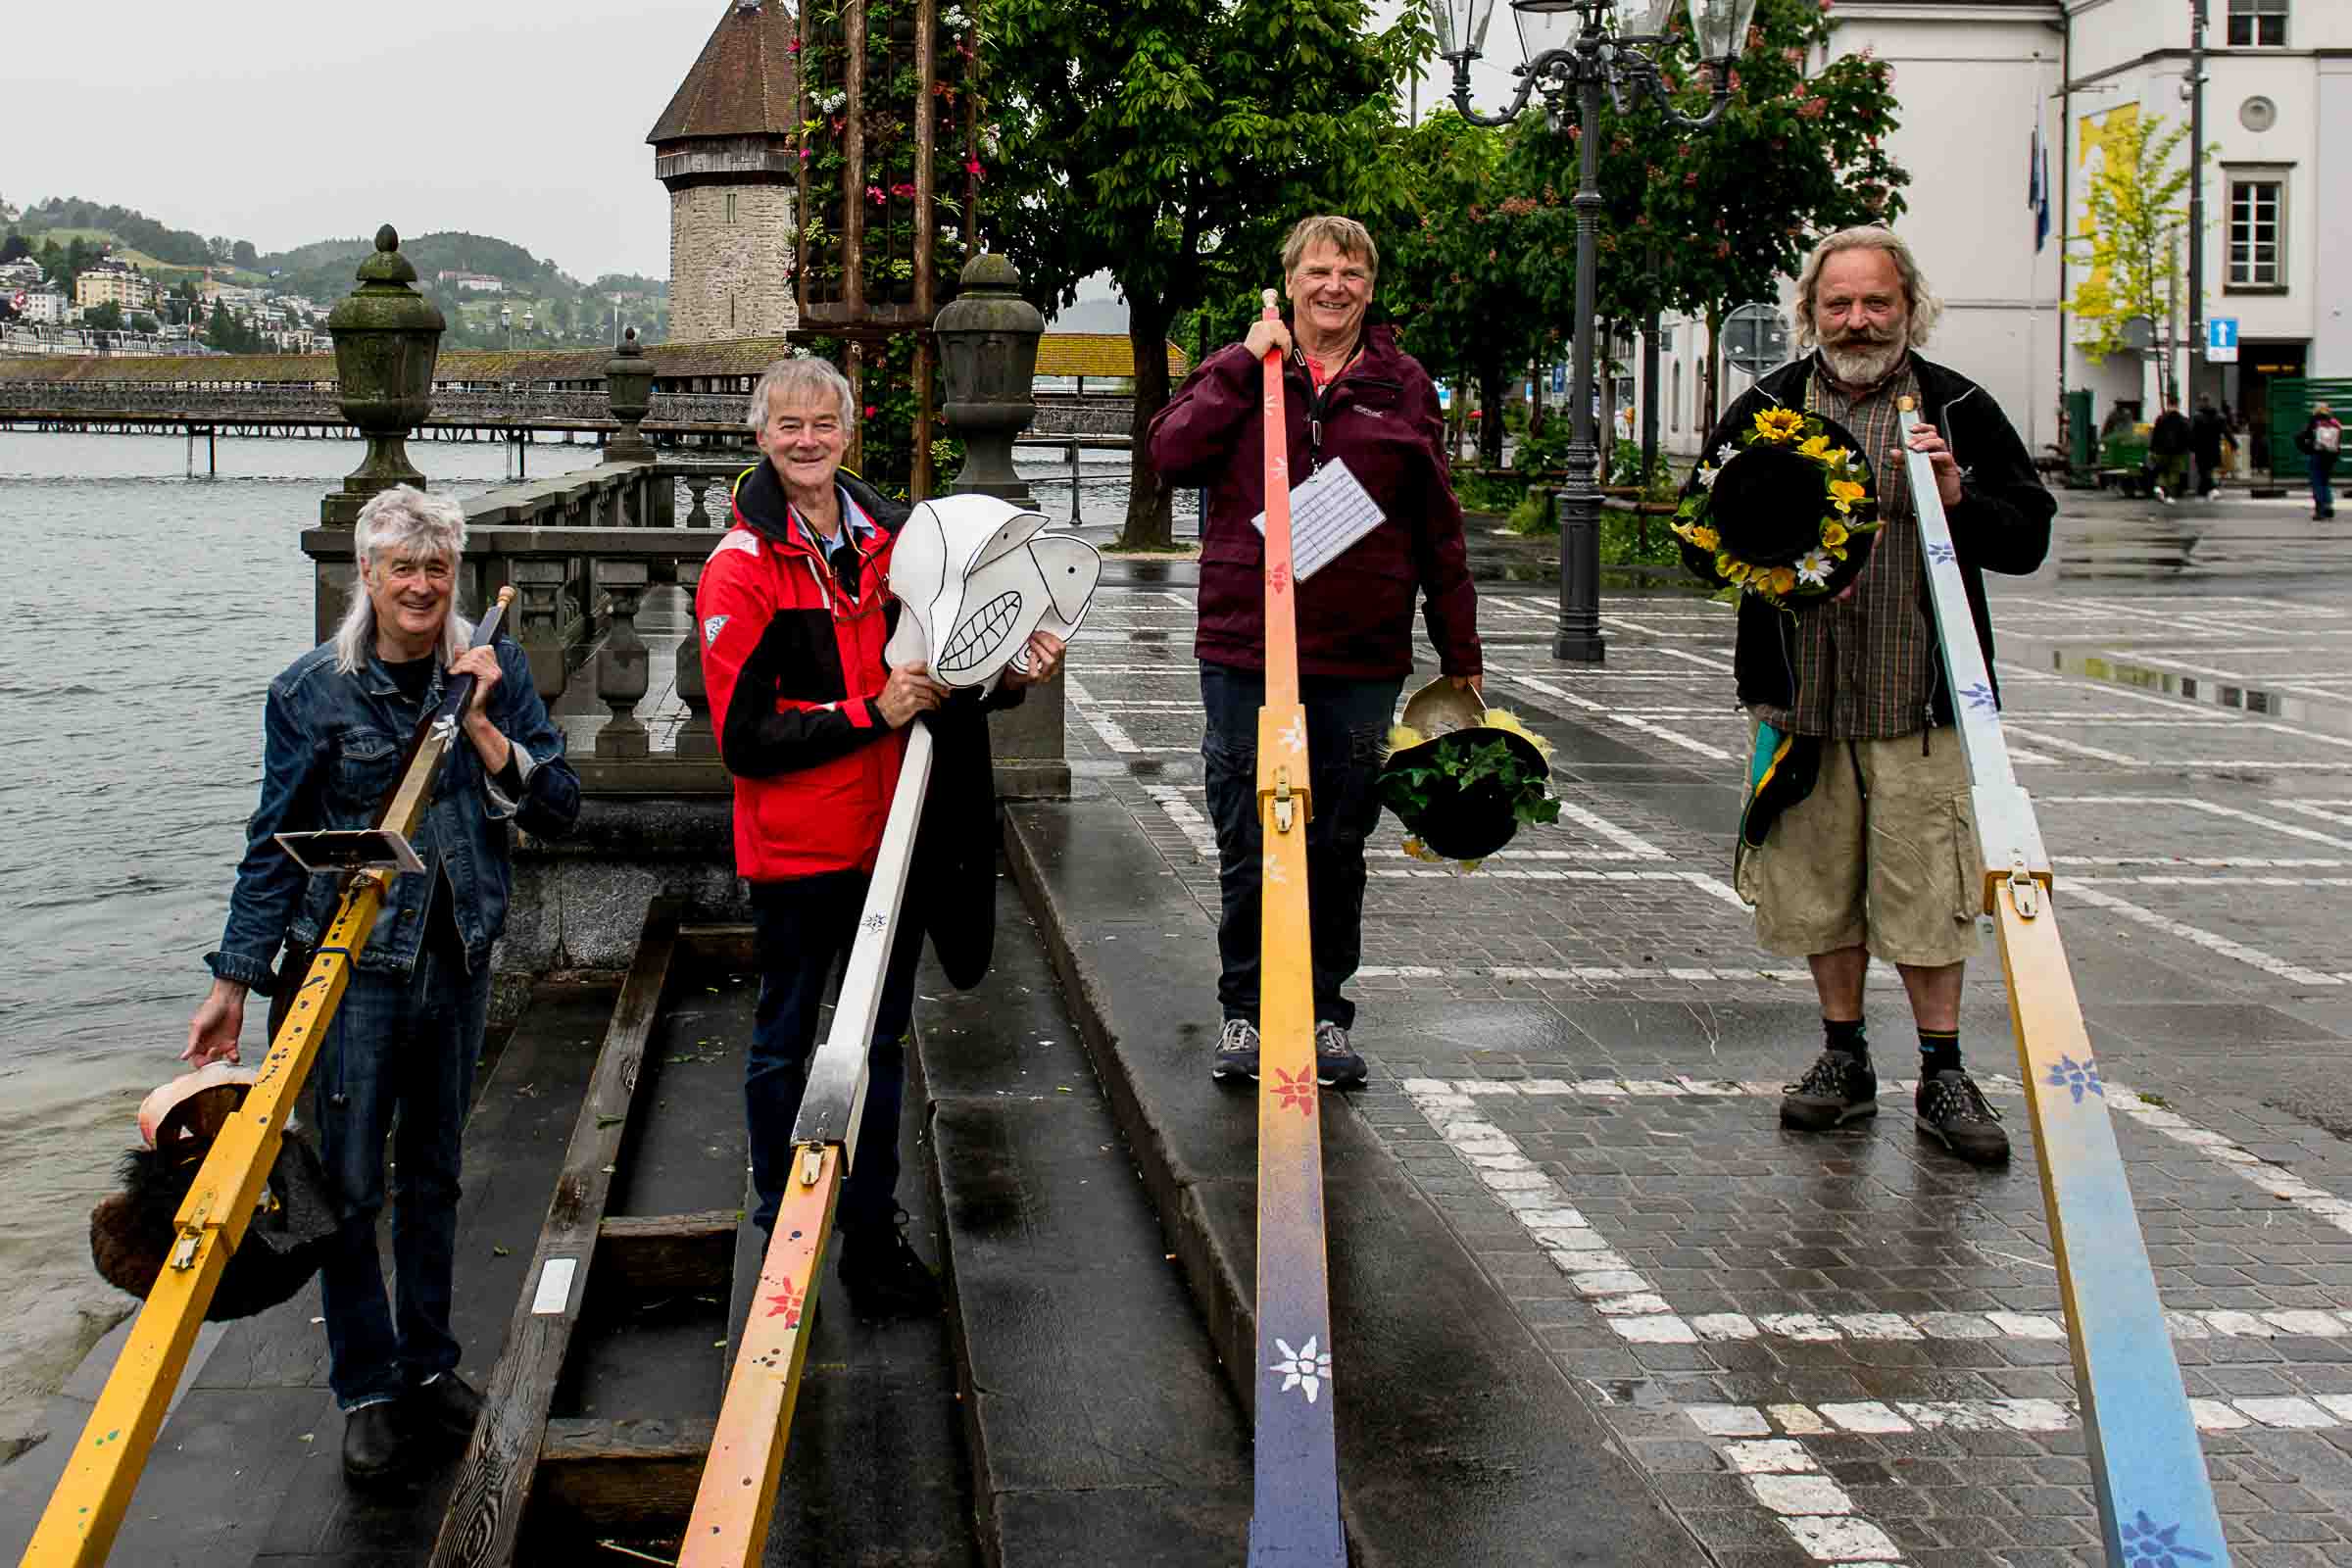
[914,869,1252,1565]
[1001,798,1713,1566]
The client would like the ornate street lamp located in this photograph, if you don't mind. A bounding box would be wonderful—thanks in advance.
[1431,0,1755,662]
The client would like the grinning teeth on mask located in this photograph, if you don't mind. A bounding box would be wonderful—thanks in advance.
[940,589,1021,672]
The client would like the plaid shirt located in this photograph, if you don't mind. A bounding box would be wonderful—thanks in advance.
[1754,356,1936,740]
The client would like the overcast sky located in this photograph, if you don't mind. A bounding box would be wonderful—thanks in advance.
[1,0,1526,288]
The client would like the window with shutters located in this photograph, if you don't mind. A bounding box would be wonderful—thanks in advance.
[2227,0,2287,47]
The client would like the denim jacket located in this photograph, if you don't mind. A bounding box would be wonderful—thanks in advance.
[206,635,580,992]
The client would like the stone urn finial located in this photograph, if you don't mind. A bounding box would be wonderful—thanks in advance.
[605,325,656,463]
[936,252,1045,501]
[322,224,446,525]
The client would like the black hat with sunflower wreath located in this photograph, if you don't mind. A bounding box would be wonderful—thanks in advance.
[1673,407,1881,611]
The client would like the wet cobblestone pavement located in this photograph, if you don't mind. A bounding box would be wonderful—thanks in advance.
[1058,573,2352,1566]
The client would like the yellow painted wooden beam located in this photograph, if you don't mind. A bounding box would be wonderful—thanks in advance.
[678,1144,841,1568]
[22,878,387,1565]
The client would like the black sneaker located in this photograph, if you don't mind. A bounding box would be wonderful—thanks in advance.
[1314,1020,1367,1089]
[341,1399,415,1486]
[408,1370,483,1448]
[1779,1050,1879,1131]
[838,1208,945,1318]
[1916,1070,2010,1164]
[1210,1017,1260,1083]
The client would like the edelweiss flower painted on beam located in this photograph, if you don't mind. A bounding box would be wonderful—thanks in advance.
[1269,1335,1333,1403]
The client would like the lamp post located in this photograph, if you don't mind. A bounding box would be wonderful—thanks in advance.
[1432,0,1754,662]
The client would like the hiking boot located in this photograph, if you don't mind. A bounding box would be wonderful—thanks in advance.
[1210,1017,1261,1083]
[342,1399,414,1486]
[1314,1020,1368,1089]
[838,1208,945,1318]
[408,1370,483,1448]
[1916,1070,2010,1164]
[1779,1050,1879,1131]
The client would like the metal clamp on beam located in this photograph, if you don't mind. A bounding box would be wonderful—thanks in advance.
[2005,858,2041,920]
[1271,769,1298,834]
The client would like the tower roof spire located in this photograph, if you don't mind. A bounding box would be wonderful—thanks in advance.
[646,0,800,145]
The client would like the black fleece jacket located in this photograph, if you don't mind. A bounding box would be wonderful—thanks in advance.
[1680,353,2054,727]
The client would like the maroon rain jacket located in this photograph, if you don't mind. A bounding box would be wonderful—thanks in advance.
[1147,324,1482,681]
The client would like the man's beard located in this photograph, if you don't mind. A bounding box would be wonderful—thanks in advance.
[1818,329,1908,388]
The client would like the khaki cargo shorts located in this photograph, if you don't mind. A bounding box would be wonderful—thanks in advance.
[1735,719,1983,967]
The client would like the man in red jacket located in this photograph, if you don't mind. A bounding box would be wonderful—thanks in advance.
[697,356,1060,1315]
[1148,215,1483,1090]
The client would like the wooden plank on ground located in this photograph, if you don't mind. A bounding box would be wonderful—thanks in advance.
[535,1416,714,1530]
[427,897,681,1568]
[592,1211,739,1301]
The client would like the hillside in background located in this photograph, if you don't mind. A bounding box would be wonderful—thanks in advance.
[6,198,668,348]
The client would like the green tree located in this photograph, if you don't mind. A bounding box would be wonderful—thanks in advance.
[2067,107,2189,405]
[231,239,259,269]
[1494,0,1908,432]
[984,0,1421,547]
[1385,113,1567,468]
[130,313,158,334]
[0,231,29,266]
[83,301,124,331]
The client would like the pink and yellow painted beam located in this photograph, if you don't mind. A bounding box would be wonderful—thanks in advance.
[1901,398,2230,1566]
[1247,286,1346,1566]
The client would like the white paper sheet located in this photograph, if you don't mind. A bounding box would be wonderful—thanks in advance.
[1250,458,1387,581]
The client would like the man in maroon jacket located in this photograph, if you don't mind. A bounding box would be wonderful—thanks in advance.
[1147,215,1483,1089]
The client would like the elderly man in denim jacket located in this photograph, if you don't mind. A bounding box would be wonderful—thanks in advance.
[185,484,578,1486]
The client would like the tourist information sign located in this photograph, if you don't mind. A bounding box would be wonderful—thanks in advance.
[24,590,519,1567]
[1247,287,1348,1565]
[1898,398,2231,1567]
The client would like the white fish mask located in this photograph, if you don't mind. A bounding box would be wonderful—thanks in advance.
[884,494,1102,691]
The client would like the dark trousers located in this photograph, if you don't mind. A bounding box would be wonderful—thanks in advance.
[2316,456,2338,518]
[307,934,490,1410]
[747,870,923,1236]
[1199,662,1402,1031]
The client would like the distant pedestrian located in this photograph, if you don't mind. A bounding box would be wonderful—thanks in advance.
[1148,214,1484,1092]
[186,485,580,1485]
[2296,402,2340,520]
[2149,399,2192,503]
[2191,397,2228,497]
[1679,225,2056,1165]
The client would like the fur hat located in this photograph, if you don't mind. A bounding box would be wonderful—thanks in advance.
[91,1069,342,1321]
[1675,408,1881,610]
[1378,678,1558,865]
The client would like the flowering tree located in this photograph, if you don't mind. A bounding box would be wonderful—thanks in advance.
[2066,106,2190,405]
[982,0,1420,548]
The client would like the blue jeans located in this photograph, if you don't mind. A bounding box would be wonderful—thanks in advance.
[2316,456,2338,518]
[747,871,923,1236]
[307,930,491,1410]
[1199,662,1403,1031]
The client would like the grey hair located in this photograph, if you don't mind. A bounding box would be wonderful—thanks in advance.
[1791,225,1942,351]
[1282,215,1380,282]
[333,484,470,676]
[745,356,856,432]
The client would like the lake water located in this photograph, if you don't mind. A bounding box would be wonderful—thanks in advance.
[0,427,1143,1463]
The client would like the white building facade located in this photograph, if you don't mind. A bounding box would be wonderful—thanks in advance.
[1636,0,2341,469]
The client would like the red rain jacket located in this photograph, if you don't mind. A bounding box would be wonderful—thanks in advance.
[695,461,908,882]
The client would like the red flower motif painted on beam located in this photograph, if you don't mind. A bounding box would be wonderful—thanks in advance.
[764,1283,804,1328]
[1272,1066,1315,1117]
[1267,561,1292,595]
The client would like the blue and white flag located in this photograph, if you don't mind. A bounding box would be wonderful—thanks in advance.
[2028,115,2050,253]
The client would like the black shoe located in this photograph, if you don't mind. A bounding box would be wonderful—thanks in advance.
[409,1371,484,1447]
[838,1209,945,1318]
[1916,1069,2010,1164]
[341,1400,414,1486]
[1210,1017,1261,1083]
[1314,1020,1368,1089]
[1780,1050,1879,1131]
